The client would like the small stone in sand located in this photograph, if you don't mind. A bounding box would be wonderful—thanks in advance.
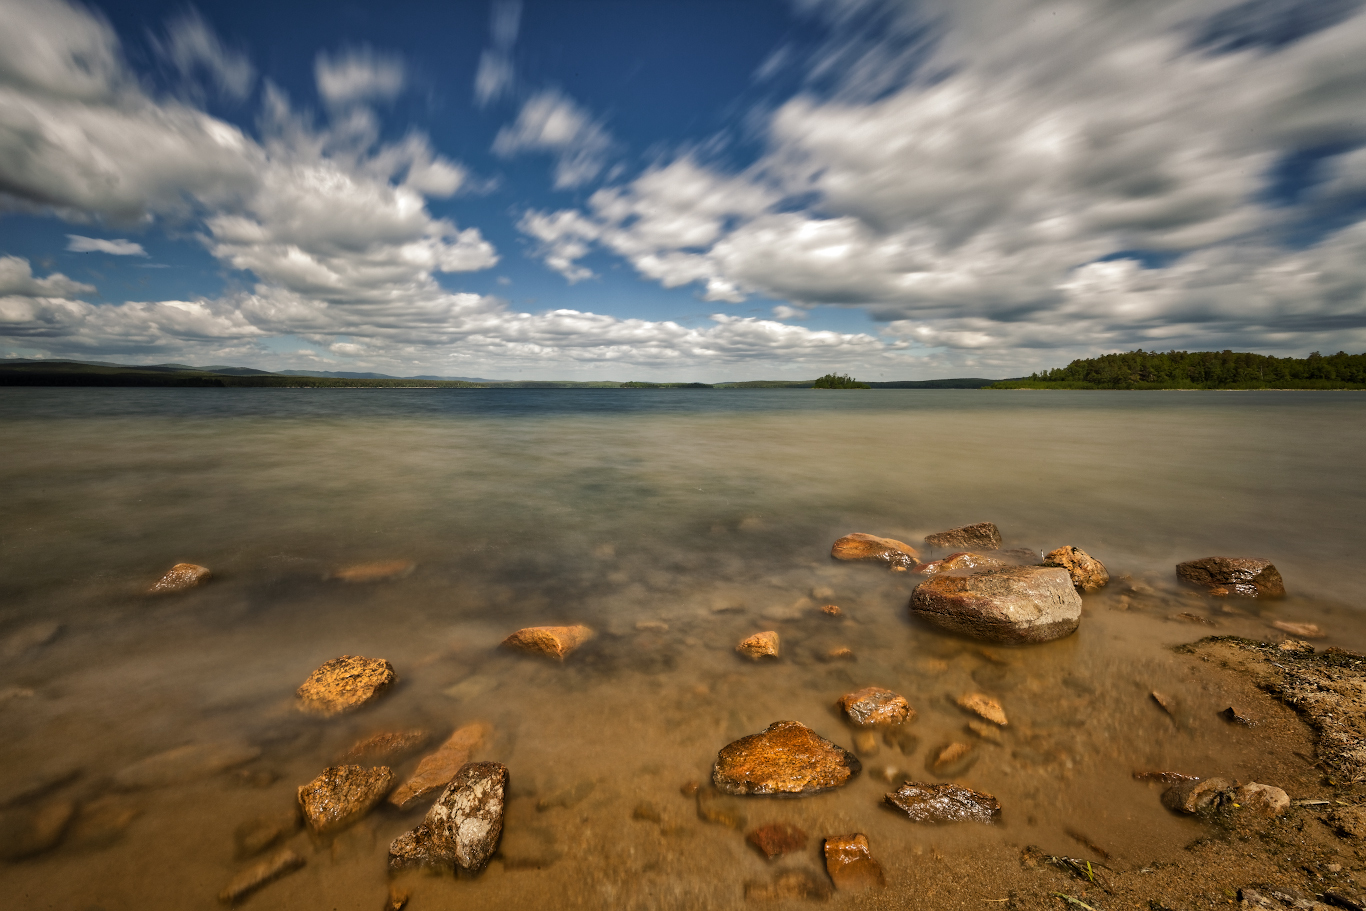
[1150,691,1176,716]
[821,647,855,662]
[746,822,807,859]
[635,620,669,632]
[957,692,1007,726]
[821,604,842,616]
[1272,620,1324,639]
[148,563,211,594]
[389,722,490,810]
[298,765,395,836]
[712,721,861,796]
[296,656,397,717]
[824,833,885,891]
[679,780,700,797]
[853,730,879,756]
[631,802,662,823]
[385,885,410,911]
[501,625,595,660]
[695,786,747,829]
[736,631,779,660]
[838,686,913,727]
[0,798,75,860]
[331,560,415,583]
[885,781,1000,823]
[218,849,305,904]
[966,720,1004,744]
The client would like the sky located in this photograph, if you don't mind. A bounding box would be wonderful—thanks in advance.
[1,0,1365,381]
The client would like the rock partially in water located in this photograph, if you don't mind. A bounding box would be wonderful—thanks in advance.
[234,813,301,859]
[924,523,1001,552]
[909,566,1082,644]
[1272,620,1324,639]
[823,833,885,891]
[148,562,211,594]
[296,656,397,717]
[1043,546,1110,593]
[1161,777,1233,814]
[830,533,920,569]
[713,721,861,796]
[915,552,1007,576]
[388,761,507,874]
[218,848,305,904]
[330,559,415,583]
[339,729,431,766]
[389,722,490,810]
[1176,557,1285,599]
[501,625,595,660]
[1234,783,1289,816]
[0,798,75,860]
[957,692,1007,726]
[114,741,261,790]
[736,631,780,660]
[744,870,832,901]
[837,687,913,727]
[746,822,808,859]
[885,781,1000,823]
[1329,806,1366,839]
[297,765,395,836]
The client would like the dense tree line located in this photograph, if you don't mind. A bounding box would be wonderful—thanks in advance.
[812,373,871,389]
[996,350,1366,389]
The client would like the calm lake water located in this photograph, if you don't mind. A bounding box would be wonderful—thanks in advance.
[1,388,1364,910]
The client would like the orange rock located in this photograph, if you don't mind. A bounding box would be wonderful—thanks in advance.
[148,563,210,594]
[837,687,913,727]
[712,721,861,796]
[956,692,1007,726]
[331,560,415,583]
[389,722,492,810]
[1043,546,1109,592]
[295,656,396,717]
[830,533,919,569]
[823,833,885,891]
[501,625,595,660]
[736,631,779,660]
[821,604,842,616]
[297,765,395,835]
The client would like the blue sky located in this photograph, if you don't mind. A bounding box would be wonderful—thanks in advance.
[2,0,1365,380]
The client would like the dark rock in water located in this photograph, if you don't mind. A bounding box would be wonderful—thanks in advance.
[388,762,507,874]
[837,687,913,727]
[339,729,431,765]
[330,559,415,583]
[501,625,595,660]
[296,656,397,717]
[1329,806,1366,838]
[1161,777,1232,814]
[1234,783,1289,816]
[234,813,301,859]
[823,833,885,891]
[218,848,305,904]
[695,785,747,829]
[909,566,1082,644]
[713,721,861,796]
[746,822,807,859]
[298,765,395,836]
[915,552,1007,576]
[736,631,780,660]
[114,741,261,790]
[389,722,490,810]
[0,798,75,860]
[744,869,832,901]
[1043,546,1109,592]
[148,562,211,594]
[924,523,1001,552]
[830,533,919,570]
[1176,557,1285,599]
[885,781,1000,823]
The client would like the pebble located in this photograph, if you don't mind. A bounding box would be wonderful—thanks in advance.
[957,692,1007,726]
[824,833,886,891]
[0,798,75,860]
[695,785,746,830]
[148,563,211,594]
[837,686,913,727]
[1234,782,1290,816]
[298,765,395,836]
[821,647,855,662]
[853,730,880,756]
[821,604,842,616]
[1220,706,1257,726]
[218,848,305,904]
[885,781,1000,823]
[746,822,807,859]
[1161,777,1233,814]
[66,795,140,849]
[1150,691,1176,716]
[966,720,1004,744]
[234,813,301,859]
[735,631,780,660]
[926,741,975,776]
[744,870,831,901]
[296,656,397,717]
[635,620,669,632]
[384,885,410,910]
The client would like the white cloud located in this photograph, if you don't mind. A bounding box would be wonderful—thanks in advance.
[315,47,405,108]
[474,0,521,107]
[493,90,614,188]
[157,8,255,100]
[66,234,146,255]
[0,255,93,297]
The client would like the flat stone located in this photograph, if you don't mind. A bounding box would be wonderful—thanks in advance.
[114,741,261,790]
[1176,557,1285,599]
[297,765,395,836]
[330,559,415,583]
[1272,620,1324,639]
[744,869,832,901]
[915,552,1007,575]
[713,720,861,796]
[1329,806,1366,838]
[501,625,595,660]
[388,761,507,874]
[830,533,919,569]
[218,848,305,904]
[823,833,885,891]
[389,722,490,810]
[909,566,1082,644]
[296,656,397,717]
[746,822,807,858]
[1043,546,1110,593]
[148,562,211,594]
[0,798,75,860]
[924,523,1001,552]
[234,813,301,859]
[957,692,1007,726]
[338,729,430,765]
[736,631,780,660]
[885,781,1000,823]
[837,687,913,727]
[1161,777,1232,814]
[1234,782,1289,816]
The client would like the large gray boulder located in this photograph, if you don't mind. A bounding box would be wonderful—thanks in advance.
[909,566,1081,643]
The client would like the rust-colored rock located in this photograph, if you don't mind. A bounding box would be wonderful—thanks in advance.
[823,833,885,891]
[957,692,1007,726]
[712,721,860,796]
[1176,557,1285,599]
[218,848,305,904]
[924,523,1001,552]
[885,781,1000,823]
[837,687,913,727]
[1043,546,1109,593]
[297,765,395,835]
[1272,620,1324,639]
[331,559,415,583]
[389,722,490,810]
[1234,783,1289,816]
[1161,777,1232,814]
[821,604,842,616]
[148,563,211,594]
[736,631,780,660]
[746,822,808,859]
[338,729,430,765]
[501,625,595,660]
[296,656,396,717]
[388,762,506,874]
[830,533,919,569]
[909,566,1082,644]
[915,552,1007,575]
[744,870,831,901]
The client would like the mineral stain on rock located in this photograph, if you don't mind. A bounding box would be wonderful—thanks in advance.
[885,781,1000,823]
[388,761,507,874]
[909,566,1082,644]
[296,656,397,717]
[712,720,861,796]
[297,765,395,836]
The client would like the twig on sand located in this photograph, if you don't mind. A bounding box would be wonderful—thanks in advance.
[1054,894,1101,911]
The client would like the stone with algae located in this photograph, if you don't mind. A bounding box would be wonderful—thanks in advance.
[712,720,861,796]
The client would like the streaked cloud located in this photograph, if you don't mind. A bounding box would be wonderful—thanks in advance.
[474,0,521,107]
[493,90,614,188]
[315,46,405,108]
[156,8,255,100]
[66,235,147,255]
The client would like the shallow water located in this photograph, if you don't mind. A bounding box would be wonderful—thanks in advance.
[1,388,1364,910]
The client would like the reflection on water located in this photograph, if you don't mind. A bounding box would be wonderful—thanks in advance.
[0,388,1363,909]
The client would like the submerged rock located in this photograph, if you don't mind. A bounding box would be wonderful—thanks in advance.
[0,798,75,860]
[114,741,260,790]
[389,722,491,810]
[388,761,507,874]
[695,785,747,829]
[924,523,1002,552]
[957,692,1007,726]
[926,741,975,776]
[234,813,301,859]
[1176,557,1285,599]
[746,822,807,859]
[501,625,595,660]
[885,781,1000,823]
[330,559,415,583]
[1043,546,1109,593]
[1161,777,1233,814]
[736,631,780,660]
[915,552,1007,576]
[1,620,62,658]
[297,765,395,836]
[296,656,397,717]
[339,729,430,766]
[830,533,920,569]
[823,833,885,891]
[909,566,1082,644]
[821,604,842,617]
[218,848,305,904]
[148,562,211,594]
[837,687,913,727]
[712,721,861,796]
[820,647,855,662]
[1272,620,1324,639]
[744,870,831,901]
